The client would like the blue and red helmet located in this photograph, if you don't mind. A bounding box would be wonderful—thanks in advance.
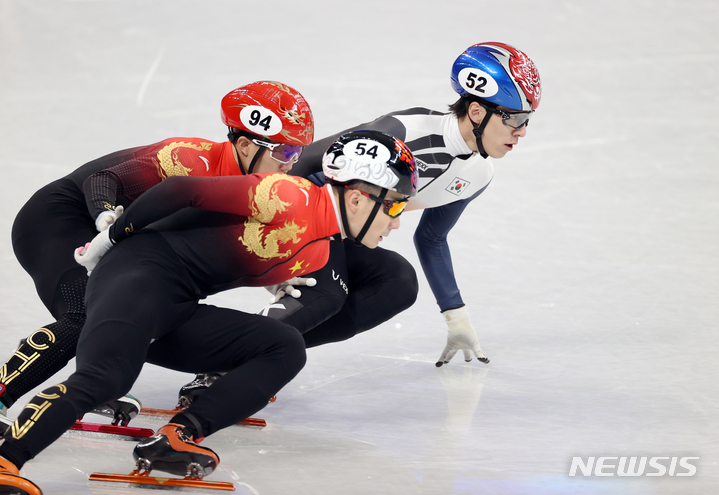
[451,42,541,112]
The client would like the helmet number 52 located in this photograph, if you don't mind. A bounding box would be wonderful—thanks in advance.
[458,67,499,98]
[465,72,487,93]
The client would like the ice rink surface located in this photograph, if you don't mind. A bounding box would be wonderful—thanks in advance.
[1,0,718,493]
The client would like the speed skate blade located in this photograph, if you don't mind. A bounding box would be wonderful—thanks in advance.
[89,471,235,491]
[67,421,155,441]
[139,407,266,428]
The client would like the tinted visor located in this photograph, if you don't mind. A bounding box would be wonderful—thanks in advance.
[380,197,409,218]
[345,186,409,218]
[252,139,303,164]
[498,109,533,129]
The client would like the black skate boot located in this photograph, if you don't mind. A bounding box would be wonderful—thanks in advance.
[176,373,222,409]
[132,423,219,479]
[90,394,142,426]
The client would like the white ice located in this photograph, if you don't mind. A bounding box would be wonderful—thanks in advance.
[0,1,718,494]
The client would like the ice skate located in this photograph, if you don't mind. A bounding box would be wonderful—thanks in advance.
[71,394,151,441]
[90,394,142,426]
[0,456,43,495]
[132,423,219,479]
[90,428,233,491]
[178,372,276,408]
[176,373,222,409]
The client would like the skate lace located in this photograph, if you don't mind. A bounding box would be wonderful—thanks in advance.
[175,425,196,443]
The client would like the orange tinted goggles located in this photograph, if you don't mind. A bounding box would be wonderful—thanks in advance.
[345,186,409,218]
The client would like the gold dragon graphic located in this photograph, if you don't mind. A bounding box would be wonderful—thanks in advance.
[155,141,213,179]
[239,175,312,259]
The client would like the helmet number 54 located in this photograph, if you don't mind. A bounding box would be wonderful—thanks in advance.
[355,142,378,159]
[344,139,391,165]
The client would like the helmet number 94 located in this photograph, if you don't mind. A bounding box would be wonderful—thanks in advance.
[240,105,283,136]
[250,110,272,131]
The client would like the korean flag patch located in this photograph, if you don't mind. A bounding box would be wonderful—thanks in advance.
[446,177,470,196]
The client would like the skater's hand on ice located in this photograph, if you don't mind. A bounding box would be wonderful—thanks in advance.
[74,229,114,275]
[436,306,489,367]
[265,277,317,303]
[95,205,124,232]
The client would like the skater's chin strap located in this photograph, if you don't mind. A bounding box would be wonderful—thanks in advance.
[245,147,265,175]
[232,138,265,175]
[338,187,354,243]
[471,109,493,159]
[337,186,386,245]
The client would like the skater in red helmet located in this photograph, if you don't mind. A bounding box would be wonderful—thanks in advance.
[0,81,313,435]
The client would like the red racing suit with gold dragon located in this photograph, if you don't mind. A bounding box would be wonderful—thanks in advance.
[107,173,341,296]
[75,137,243,219]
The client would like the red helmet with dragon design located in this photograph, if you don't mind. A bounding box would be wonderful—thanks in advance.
[221,81,314,146]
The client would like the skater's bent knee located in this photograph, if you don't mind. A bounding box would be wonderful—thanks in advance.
[277,326,307,375]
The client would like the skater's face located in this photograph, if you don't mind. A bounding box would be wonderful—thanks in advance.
[468,102,529,159]
[235,137,299,174]
[345,187,405,249]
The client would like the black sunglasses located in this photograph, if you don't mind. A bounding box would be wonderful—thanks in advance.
[481,103,533,129]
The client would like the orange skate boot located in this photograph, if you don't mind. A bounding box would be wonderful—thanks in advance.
[0,456,42,495]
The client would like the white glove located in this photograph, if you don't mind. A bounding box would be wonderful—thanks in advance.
[436,306,489,367]
[95,205,124,232]
[264,277,317,303]
[74,229,114,275]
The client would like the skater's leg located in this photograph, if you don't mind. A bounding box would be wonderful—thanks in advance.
[0,319,151,470]
[172,240,348,409]
[302,240,418,347]
[147,305,306,438]
[0,234,198,470]
[0,270,87,409]
[1,181,96,409]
